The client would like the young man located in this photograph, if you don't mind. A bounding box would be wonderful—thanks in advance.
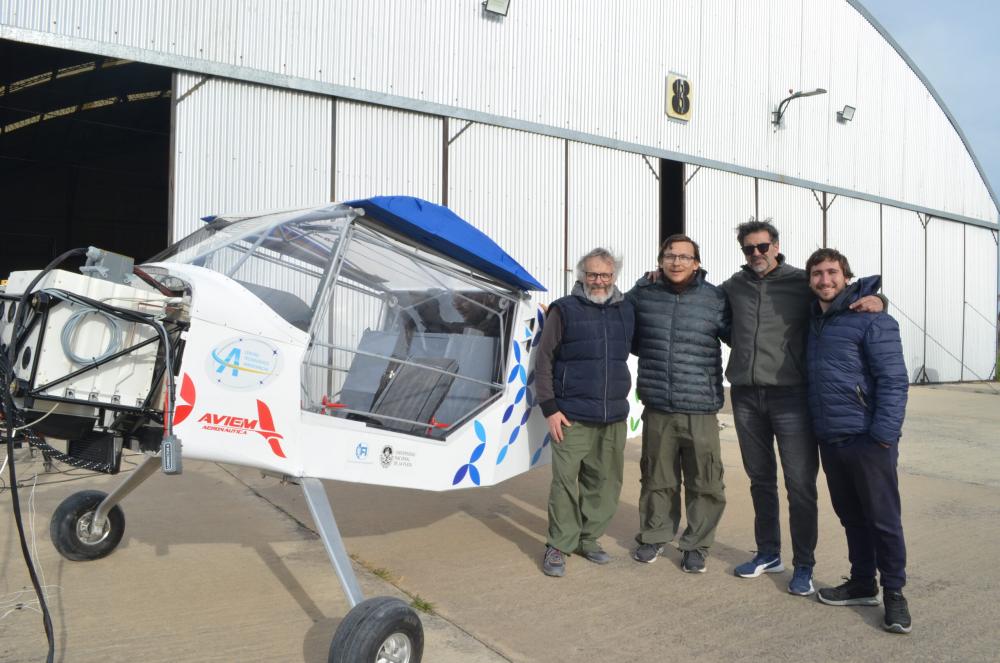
[628,235,729,573]
[535,248,635,577]
[723,220,884,596]
[805,248,911,634]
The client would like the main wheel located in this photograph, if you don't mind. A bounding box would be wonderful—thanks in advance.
[49,490,125,561]
[329,596,424,663]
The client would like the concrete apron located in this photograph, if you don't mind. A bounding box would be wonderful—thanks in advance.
[2,383,999,662]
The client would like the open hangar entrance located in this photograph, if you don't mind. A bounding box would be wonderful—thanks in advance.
[0,39,171,275]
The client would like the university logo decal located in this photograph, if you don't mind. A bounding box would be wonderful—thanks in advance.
[206,336,283,390]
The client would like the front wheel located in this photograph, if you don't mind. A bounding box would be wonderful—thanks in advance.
[329,596,424,663]
[49,490,125,561]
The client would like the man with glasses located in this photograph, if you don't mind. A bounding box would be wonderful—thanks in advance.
[725,220,884,596]
[628,234,730,573]
[536,248,635,577]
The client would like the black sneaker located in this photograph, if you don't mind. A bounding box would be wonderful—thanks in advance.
[817,577,880,606]
[883,591,912,634]
[632,543,664,564]
[542,546,565,577]
[681,549,706,573]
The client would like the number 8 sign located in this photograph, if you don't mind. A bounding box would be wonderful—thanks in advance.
[666,73,692,122]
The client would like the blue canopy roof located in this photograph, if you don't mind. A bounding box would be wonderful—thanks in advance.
[346,196,545,291]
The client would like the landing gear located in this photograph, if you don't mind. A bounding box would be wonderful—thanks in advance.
[45,465,426,660]
[300,478,424,663]
[49,490,125,561]
[49,454,159,562]
[329,597,423,663]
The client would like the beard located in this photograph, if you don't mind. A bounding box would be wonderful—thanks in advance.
[750,256,771,274]
[584,284,612,304]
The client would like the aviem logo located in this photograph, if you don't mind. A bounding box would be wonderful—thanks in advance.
[167,373,286,458]
[197,400,287,458]
[170,373,197,425]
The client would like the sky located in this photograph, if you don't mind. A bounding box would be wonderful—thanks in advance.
[859,0,1000,216]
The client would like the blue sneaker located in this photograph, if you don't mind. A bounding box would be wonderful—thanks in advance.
[788,565,815,596]
[734,552,784,578]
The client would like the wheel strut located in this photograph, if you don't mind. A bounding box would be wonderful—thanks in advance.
[89,454,159,537]
[300,477,365,607]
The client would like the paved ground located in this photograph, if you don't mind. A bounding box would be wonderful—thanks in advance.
[2,383,999,662]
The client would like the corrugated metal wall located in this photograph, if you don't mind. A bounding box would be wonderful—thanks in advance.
[826,196,882,279]
[171,73,332,239]
[166,70,995,385]
[446,123,565,304]
[685,167,754,288]
[880,206,926,381]
[10,4,994,385]
[924,218,966,382]
[757,180,823,267]
[334,100,442,203]
[565,143,659,291]
[963,226,999,380]
[685,166,755,376]
[5,0,996,224]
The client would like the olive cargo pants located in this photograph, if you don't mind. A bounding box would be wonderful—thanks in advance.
[546,421,626,554]
[636,410,726,553]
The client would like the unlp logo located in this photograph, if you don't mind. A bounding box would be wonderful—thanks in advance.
[207,336,282,390]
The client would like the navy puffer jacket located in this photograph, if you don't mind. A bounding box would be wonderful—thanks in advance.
[806,275,909,444]
[627,269,730,414]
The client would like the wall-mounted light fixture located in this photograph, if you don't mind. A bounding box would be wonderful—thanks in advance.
[772,88,827,126]
[837,105,856,122]
[483,0,511,16]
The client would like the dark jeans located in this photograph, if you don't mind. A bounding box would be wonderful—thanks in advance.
[819,435,907,590]
[731,385,818,568]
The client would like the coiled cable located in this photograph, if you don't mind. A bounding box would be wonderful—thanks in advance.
[59,308,123,365]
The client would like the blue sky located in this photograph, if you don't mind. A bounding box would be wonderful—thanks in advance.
[860,0,1000,216]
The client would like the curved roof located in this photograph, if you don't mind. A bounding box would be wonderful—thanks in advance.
[849,1,998,216]
[2,1,996,226]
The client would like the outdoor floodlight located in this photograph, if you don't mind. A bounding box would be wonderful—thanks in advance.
[483,0,510,16]
[772,88,828,126]
[837,105,856,122]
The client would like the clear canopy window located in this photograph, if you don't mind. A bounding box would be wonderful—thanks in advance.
[150,204,520,438]
[306,222,518,438]
[149,206,354,331]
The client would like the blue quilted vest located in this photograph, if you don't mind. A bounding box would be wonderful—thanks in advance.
[552,293,635,423]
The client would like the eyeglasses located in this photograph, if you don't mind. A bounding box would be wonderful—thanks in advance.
[741,242,772,256]
[662,254,696,264]
[584,272,614,281]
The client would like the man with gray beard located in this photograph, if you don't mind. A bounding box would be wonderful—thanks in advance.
[535,248,635,577]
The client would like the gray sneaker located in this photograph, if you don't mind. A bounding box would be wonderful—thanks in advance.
[581,548,611,564]
[681,549,707,573]
[543,546,565,577]
[632,543,664,564]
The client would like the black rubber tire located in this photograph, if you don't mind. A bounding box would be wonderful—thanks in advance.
[49,490,125,561]
[328,596,424,663]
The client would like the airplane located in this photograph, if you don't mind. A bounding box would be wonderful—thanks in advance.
[0,196,597,663]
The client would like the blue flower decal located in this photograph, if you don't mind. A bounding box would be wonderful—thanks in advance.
[453,433,487,486]
[532,307,545,347]
[531,433,552,466]
[496,319,537,466]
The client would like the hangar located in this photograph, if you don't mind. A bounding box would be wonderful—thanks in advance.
[2,0,997,382]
